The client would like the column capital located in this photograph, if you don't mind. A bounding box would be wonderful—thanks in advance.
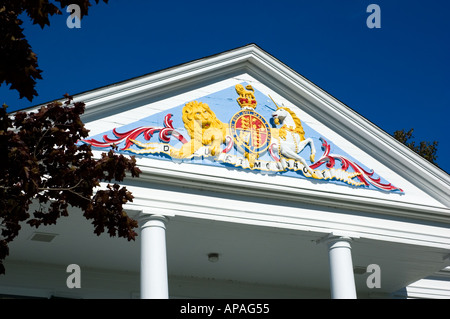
[315,232,359,245]
[138,212,170,225]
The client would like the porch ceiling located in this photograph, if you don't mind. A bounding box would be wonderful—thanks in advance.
[5,204,449,298]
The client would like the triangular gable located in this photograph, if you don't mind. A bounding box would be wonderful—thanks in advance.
[82,81,403,193]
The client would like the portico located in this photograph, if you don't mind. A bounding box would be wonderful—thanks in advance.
[138,213,361,299]
[1,44,449,299]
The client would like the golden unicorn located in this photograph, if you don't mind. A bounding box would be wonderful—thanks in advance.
[270,101,321,179]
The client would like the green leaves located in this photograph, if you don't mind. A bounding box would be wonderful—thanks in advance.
[0,96,141,274]
[393,128,439,166]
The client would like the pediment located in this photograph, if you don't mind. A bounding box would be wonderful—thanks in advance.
[82,81,403,194]
[74,44,449,212]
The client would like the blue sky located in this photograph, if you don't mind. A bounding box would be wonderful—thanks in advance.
[1,0,449,173]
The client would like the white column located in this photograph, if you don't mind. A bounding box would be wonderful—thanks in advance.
[326,236,357,299]
[140,214,169,299]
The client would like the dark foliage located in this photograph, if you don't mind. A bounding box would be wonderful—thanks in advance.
[0,95,141,275]
[393,128,439,166]
[0,0,108,101]
[0,0,141,276]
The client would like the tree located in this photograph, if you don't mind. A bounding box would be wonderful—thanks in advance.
[0,1,142,275]
[393,128,439,166]
[0,96,141,274]
[0,0,108,101]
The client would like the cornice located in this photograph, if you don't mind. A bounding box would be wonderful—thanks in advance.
[130,159,450,225]
[77,46,258,121]
[117,159,450,250]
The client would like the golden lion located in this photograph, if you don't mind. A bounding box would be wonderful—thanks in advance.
[169,101,229,159]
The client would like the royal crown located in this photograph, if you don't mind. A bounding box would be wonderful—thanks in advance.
[235,84,257,110]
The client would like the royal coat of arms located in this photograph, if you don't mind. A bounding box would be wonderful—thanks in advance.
[82,83,403,193]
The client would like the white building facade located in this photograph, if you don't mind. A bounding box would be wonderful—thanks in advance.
[1,44,449,299]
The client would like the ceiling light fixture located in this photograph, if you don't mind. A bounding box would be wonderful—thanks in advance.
[208,253,219,263]
[29,232,58,243]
